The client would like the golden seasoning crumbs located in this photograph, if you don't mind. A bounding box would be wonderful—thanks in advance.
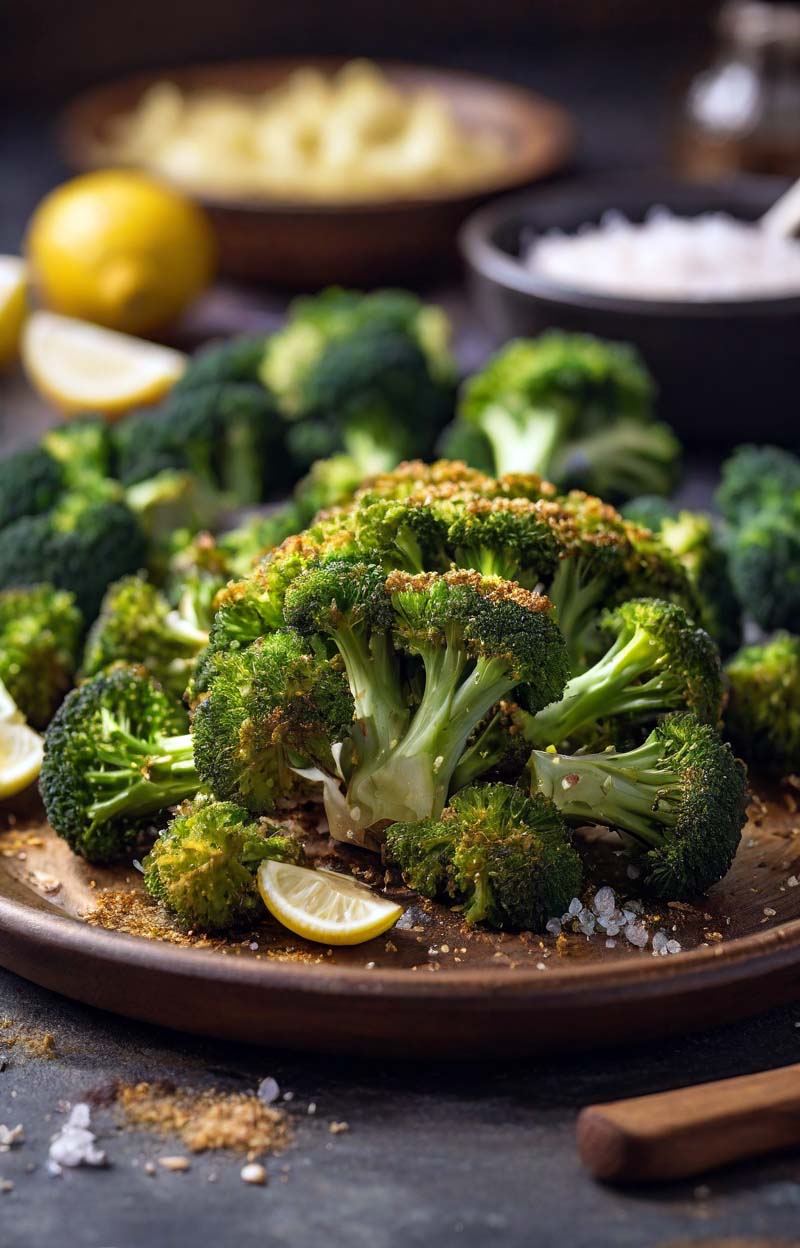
[116,1082,291,1158]
[0,1019,56,1060]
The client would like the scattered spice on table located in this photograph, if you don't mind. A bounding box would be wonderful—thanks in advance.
[115,1082,291,1159]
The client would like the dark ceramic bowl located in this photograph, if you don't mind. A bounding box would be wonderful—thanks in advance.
[460,174,799,446]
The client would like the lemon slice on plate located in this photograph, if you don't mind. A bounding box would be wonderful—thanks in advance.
[0,256,28,370]
[0,678,23,725]
[22,311,186,417]
[0,720,44,799]
[258,861,403,946]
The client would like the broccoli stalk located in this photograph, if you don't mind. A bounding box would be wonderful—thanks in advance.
[143,797,303,931]
[528,713,748,899]
[283,562,568,844]
[521,598,722,750]
[385,783,583,930]
[40,666,199,863]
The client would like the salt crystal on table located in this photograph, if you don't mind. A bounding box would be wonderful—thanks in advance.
[625,923,649,949]
[652,931,669,956]
[568,898,582,917]
[545,918,562,936]
[593,886,615,916]
[666,939,682,954]
[626,863,641,880]
[48,1103,107,1173]
[257,1077,280,1105]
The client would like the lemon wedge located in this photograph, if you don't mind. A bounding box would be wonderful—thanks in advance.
[0,720,44,799]
[22,311,186,417]
[0,256,28,370]
[0,678,23,725]
[258,861,402,946]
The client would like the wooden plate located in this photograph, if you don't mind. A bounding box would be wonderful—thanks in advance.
[1,783,800,1057]
[60,59,575,286]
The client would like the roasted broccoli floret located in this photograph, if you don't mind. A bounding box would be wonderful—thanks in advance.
[40,666,198,863]
[726,507,800,632]
[143,796,303,931]
[293,454,366,524]
[725,634,800,776]
[172,336,265,391]
[716,444,800,526]
[529,713,748,899]
[113,383,287,504]
[622,498,741,656]
[0,584,82,728]
[193,630,353,813]
[0,489,147,621]
[454,332,674,500]
[41,417,112,485]
[81,576,208,702]
[283,562,568,844]
[385,783,582,930]
[520,598,722,750]
[261,289,456,475]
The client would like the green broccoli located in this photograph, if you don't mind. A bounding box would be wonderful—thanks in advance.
[40,665,198,863]
[293,454,366,524]
[193,630,353,813]
[726,507,800,632]
[622,497,741,656]
[455,332,674,500]
[0,584,82,728]
[283,562,568,844]
[81,576,208,701]
[521,598,722,750]
[0,417,111,531]
[41,417,112,485]
[143,796,303,931]
[529,713,748,899]
[385,783,582,930]
[725,634,800,775]
[0,489,147,621]
[171,336,265,391]
[261,289,456,476]
[716,444,800,527]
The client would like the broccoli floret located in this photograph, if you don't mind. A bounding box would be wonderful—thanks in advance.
[293,455,366,524]
[437,495,563,585]
[385,784,582,930]
[0,584,82,728]
[42,417,112,486]
[529,713,748,899]
[172,336,265,391]
[81,576,208,702]
[521,598,722,750]
[114,383,287,504]
[143,796,303,931]
[726,507,800,632]
[261,289,455,476]
[40,666,198,863]
[459,333,664,494]
[283,562,568,844]
[354,458,500,505]
[193,630,353,813]
[218,505,305,575]
[0,490,147,622]
[622,499,741,656]
[125,468,222,558]
[716,444,800,526]
[725,634,800,775]
[0,446,64,529]
[554,417,681,502]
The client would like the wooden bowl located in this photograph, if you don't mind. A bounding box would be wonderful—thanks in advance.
[460,172,800,446]
[60,59,575,288]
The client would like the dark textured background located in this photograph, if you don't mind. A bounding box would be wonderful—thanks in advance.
[2,14,799,1247]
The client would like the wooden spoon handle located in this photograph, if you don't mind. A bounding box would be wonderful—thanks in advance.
[577,1063,800,1183]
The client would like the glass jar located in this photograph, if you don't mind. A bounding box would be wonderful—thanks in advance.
[676,1,800,178]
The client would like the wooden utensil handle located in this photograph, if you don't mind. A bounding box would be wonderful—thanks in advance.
[577,1062,800,1183]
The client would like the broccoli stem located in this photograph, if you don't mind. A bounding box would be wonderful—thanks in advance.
[450,711,509,791]
[85,726,198,831]
[480,401,563,477]
[330,622,408,768]
[547,556,606,669]
[525,624,673,748]
[530,738,680,847]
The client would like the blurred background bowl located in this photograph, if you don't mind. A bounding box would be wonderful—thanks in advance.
[60,58,575,288]
[460,173,799,445]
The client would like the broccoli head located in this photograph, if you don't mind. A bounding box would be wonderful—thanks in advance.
[386,783,582,930]
[143,796,303,931]
[726,507,800,632]
[529,712,748,899]
[0,584,82,728]
[716,444,800,527]
[0,446,64,530]
[458,332,663,494]
[40,665,197,863]
[81,576,208,702]
[172,336,265,391]
[725,634,800,776]
[522,597,723,751]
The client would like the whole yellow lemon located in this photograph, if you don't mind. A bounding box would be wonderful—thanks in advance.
[26,171,215,336]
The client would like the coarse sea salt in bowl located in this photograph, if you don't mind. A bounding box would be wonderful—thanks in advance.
[460,174,800,444]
